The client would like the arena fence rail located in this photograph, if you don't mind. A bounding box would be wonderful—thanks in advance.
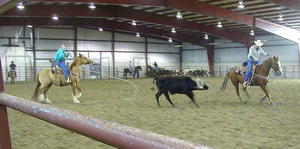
[0,59,211,149]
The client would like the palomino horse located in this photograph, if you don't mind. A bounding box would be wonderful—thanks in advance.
[8,70,16,84]
[219,56,282,104]
[32,53,93,103]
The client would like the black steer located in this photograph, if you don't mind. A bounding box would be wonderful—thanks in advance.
[153,76,209,107]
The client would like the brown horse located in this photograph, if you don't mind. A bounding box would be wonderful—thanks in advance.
[32,53,93,103]
[219,56,282,104]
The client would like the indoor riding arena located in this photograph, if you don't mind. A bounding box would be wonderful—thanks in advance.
[1,0,300,149]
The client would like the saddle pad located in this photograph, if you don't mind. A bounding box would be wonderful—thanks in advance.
[234,66,246,75]
[52,67,64,74]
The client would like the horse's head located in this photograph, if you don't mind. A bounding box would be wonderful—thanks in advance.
[271,56,282,76]
[76,53,93,65]
[136,66,142,71]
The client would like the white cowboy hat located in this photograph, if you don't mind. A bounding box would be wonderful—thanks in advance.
[61,44,66,49]
[254,40,263,47]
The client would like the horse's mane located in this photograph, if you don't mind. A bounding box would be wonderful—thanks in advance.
[69,58,78,70]
[256,57,275,75]
[260,57,273,67]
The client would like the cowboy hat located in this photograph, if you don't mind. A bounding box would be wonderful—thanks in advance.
[254,40,263,47]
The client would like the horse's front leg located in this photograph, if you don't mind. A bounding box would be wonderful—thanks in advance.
[260,85,273,105]
[75,83,82,98]
[72,83,80,103]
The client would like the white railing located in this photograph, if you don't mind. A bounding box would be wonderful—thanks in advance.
[2,64,300,82]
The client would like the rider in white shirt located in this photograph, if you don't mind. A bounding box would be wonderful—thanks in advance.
[243,40,271,87]
[128,61,134,72]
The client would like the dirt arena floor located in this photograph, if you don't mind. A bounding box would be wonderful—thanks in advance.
[4,77,300,149]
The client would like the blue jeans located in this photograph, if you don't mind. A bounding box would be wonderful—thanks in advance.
[244,60,258,82]
[56,61,70,79]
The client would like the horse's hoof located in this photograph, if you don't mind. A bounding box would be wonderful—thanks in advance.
[73,99,81,104]
[44,98,53,104]
[259,98,266,102]
[37,98,44,103]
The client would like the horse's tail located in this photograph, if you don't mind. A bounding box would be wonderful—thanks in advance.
[218,71,230,93]
[32,74,41,101]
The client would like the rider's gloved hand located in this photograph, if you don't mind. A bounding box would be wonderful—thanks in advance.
[250,56,254,60]
[66,52,73,58]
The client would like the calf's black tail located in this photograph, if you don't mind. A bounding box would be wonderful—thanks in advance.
[151,77,158,90]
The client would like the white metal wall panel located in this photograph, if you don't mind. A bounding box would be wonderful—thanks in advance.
[115,42,145,51]
[260,45,299,64]
[148,44,179,53]
[182,44,204,49]
[148,38,168,43]
[36,60,52,67]
[115,53,145,67]
[36,51,56,59]
[36,28,74,39]
[77,28,112,40]
[148,53,180,69]
[35,40,74,50]
[214,39,244,48]
[77,41,111,51]
[115,33,145,42]
[0,26,23,37]
[214,48,247,65]
[182,50,208,69]
[257,35,295,45]
[0,38,8,45]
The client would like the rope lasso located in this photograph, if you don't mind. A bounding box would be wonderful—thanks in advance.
[89,70,138,100]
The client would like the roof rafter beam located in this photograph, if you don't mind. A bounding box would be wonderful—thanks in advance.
[2,4,250,45]
[0,0,20,14]
[0,17,210,47]
[27,0,300,43]
[264,0,300,12]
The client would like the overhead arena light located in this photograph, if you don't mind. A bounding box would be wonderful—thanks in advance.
[136,32,141,38]
[171,28,176,34]
[278,14,284,21]
[131,20,137,26]
[204,34,209,40]
[26,25,32,28]
[217,21,223,28]
[168,38,173,43]
[237,0,245,9]
[89,3,96,9]
[176,11,183,19]
[17,2,25,10]
[52,15,59,20]
[98,27,103,31]
[250,30,255,36]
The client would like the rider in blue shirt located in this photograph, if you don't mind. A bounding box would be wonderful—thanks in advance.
[54,44,71,83]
